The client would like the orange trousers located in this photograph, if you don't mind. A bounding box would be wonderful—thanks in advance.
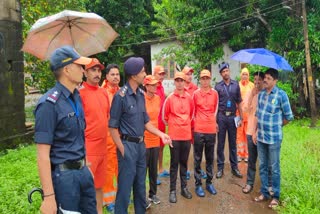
[236,114,248,159]
[103,135,118,206]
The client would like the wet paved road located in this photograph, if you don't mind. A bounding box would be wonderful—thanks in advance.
[147,146,276,214]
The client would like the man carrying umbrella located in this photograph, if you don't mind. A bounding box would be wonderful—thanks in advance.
[215,62,243,179]
[34,46,97,213]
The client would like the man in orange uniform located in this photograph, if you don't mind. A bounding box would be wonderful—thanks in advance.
[237,68,254,162]
[101,64,120,212]
[153,66,169,181]
[143,75,162,207]
[163,72,194,203]
[193,70,219,197]
[79,58,109,214]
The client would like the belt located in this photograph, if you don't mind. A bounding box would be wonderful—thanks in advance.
[121,134,144,143]
[52,159,85,171]
[219,110,235,116]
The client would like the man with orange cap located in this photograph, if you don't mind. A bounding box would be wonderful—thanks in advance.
[153,65,169,182]
[143,75,162,207]
[237,67,254,162]
[182,66,198,96]
[101,64,120,212]
[193,69,219,197]
[163,72,194,203]
[79,58,109,214]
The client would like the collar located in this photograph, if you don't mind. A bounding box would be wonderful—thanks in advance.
[200,88,213,95]
[82,81,99,90]
[55,81,78,99]
[173,89,187,97]
[125,82,144,96]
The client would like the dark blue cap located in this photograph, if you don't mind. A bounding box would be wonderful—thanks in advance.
[50,45,91,71]
[218,62,230,73]
[124,57,145,75]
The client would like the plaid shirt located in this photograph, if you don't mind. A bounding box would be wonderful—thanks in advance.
[256,86,294,144]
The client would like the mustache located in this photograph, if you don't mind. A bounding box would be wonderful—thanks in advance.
[93,76,101,80]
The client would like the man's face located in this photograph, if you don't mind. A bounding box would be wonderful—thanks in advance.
[133,68,147,85]
[200,76,211,88]
[185,71,193,83]
[154,72,166,82]
[84,66,102,86]
[263,74,277,91]
[145,83,157,94]
[65,63,85,85]
[106,68,120,86]
[174,78,185,90]
[254,75,264,90]
[241,72,249,81]
[220,68,230,81]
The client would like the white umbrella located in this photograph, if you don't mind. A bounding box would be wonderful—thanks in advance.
[22,10,118,60]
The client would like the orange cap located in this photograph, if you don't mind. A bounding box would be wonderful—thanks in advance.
[85,58,105,70]
[153,65,166,74]
[200,69,211,78]
[174,72,186,80]
[182,66,194,74]
[143,75,159,86]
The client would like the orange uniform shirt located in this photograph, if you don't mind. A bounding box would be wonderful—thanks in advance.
[243,89,259,136]
[238,80,254,120]
[185,82,198,96]
[79,82,109,155]
[101,80,120,106]
[163,90,194,141]
[193,88,219,134]
[144,94,161,148]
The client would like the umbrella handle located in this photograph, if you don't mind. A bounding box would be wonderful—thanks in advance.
[28,187,44,203]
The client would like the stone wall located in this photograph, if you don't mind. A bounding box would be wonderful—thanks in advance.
[0,0,26,150]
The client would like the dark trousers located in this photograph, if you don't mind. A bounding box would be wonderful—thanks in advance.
[217,113,238,170]
[115,141,146,214]
[52,166,97,214]
[169,140,191,192]
[193,132,216,186]
[246,135,272,187]
[146,147,160,198]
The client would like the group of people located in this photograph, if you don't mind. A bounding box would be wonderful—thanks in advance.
[34,45,293,214]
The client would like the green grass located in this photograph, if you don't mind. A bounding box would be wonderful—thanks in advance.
[1,120,319,213]
[279,119,320,213]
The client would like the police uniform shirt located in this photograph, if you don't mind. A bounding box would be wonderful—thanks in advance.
[109,82,150,137]
[34,82,86,165]
[215,79,242,113]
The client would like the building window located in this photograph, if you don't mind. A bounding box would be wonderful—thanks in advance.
[156,59,178,79]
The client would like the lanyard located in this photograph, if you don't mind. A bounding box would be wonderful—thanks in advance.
[223,84,232,98]
[67,97,79,117]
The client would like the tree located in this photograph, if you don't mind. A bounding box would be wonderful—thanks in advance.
[21,0,88,93]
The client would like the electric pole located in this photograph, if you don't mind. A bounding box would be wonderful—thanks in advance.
[302,0,318,127]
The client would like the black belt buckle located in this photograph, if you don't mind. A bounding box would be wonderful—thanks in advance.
[225,111,232,116]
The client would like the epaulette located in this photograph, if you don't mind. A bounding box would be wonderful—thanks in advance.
[138,87,145,94]
[119,85,128,97]
[46,88,61,104]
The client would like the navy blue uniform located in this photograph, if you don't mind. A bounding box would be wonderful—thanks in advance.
[215,80,242,171]
[109,82,149,214]
[34,82,96,213]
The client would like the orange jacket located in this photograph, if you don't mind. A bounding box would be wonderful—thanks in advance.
[185,82,198,96]
[101,80,120,106]
[163,90,194,140]
[79,82,109,155]
[144,94,161,148]
[193,88,219,134]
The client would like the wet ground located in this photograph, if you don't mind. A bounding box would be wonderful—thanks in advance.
[147,146,276,214]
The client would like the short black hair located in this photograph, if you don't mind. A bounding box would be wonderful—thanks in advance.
[265,68,279,80]
[105,64,120,75]
[253,71,265,79]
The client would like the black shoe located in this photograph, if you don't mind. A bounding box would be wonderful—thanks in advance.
[169,191,177,203]
[231,169,243,178]
[216,169,224,179]
[181,188,192,199]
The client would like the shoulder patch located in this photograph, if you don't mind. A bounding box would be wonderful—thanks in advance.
[119,85,128,97]
[46,90,60,104]
[138,88,144,94]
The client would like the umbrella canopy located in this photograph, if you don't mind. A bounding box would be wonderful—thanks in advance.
[22,10,118,60]
[230,48,293,71]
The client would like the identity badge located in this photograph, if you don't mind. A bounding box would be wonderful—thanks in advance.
[227,100,232,108]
